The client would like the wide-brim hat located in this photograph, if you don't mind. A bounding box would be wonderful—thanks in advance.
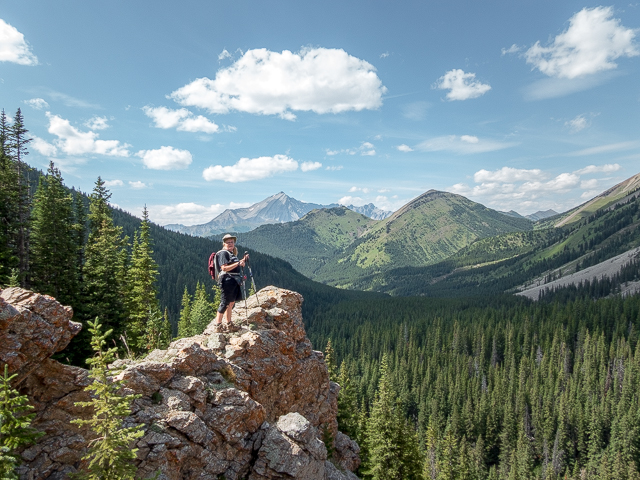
[222,234,237,242]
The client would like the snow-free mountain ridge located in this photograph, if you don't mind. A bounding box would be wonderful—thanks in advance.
[165,192,392,236]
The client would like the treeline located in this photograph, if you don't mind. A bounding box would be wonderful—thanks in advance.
[0,109,170,364]
[312,293,640,479]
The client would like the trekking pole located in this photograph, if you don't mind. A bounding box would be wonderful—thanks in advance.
[245,252,260,305]
[241,265,248,320]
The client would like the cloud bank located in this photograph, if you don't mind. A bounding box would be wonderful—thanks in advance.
[34,113,131,157]
[170,47,387,120]
[525,7,638,79]
[0,19,38,65]
[203,154,299,182]
[451,163,622,213]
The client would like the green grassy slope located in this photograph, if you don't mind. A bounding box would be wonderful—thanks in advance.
[313,190,533,288]
[374,188,640,297]
[235,207,377,277]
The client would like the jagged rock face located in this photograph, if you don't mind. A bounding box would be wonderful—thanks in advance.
[0,288,81,385]
[1,286,360,480]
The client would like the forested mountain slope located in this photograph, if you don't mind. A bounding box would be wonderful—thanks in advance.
[237,190,532,289]
[371,183,640,298]
[236,206,377,277]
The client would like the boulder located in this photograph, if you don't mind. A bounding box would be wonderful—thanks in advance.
[0,286,360,480]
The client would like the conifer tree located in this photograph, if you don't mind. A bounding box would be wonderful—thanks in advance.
[0,365,43,479]
[8,108,32,287]
[30,161,77,305]
[324,338,338,381]
[144,308,171,351]
[83,178,128,336]
[71,318,144,479]
[189,282,215,334]
[177,286,193,338]
[337,361,359,439]
[364,355,423,480]
[126,207,161,351]
[0,110,20,286]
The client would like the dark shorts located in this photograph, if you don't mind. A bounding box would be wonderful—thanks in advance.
[218,275,243,313]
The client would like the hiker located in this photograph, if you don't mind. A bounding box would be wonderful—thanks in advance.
[214,234,248,325]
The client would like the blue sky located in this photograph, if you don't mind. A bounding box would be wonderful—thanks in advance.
[1,1,639,225]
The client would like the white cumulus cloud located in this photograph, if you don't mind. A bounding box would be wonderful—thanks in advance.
[85,116,109,130]
[24,98,48,110]
[360,142,376,156]
[31,135,58,157]
[474,167,546,183]
[46,113,130,157]
[104,179,124,187]
[147,202,226,226]
[301,161,322,172]
[170,47,387,119]
[202,154,298,182]
[450,163,623,214]
[142,106,219,134]
[435,69,491,101]
[136,146,193,170]
[129,181,147,189]
[0,19,38,65]
[397,144,413,152]
[524,6,639,79]
[339,196,364,206]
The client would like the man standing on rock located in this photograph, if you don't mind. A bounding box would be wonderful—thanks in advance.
[214,234,248,326]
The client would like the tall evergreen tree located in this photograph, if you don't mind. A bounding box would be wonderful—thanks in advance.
[364,355,423,480]
[8,108,32,287]
[73,178,128,362]
[0,110,20,286]
[177,286,193,338]
[29,161,77,305]
[189,282,215,335]
[126,207,161,351]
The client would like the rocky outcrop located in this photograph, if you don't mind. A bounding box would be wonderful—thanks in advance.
[1,286,360,480]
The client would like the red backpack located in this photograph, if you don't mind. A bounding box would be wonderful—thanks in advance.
[208,251,221,281]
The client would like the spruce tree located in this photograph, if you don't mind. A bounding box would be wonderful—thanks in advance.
[126,207,161,351]
[68,178,127,364]
[324,338,338,381]
[71,318,143,479]
[0,110,20,286]
[189,282,215,334]
[0,365,43,478]
[8,108,32,287]
[177,286,193,338]
[337,361,359,439]
[30,161,77,305]
[83,178,128,336]
[364,354,423,480]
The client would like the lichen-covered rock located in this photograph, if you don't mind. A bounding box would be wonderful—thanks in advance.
[1,286,360,479]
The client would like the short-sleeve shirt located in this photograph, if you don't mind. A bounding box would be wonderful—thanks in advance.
[216,250,241,275]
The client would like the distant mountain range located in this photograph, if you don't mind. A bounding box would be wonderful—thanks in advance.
[165,192,392,236]
[500,209,558,221]
[238,190,533,289]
